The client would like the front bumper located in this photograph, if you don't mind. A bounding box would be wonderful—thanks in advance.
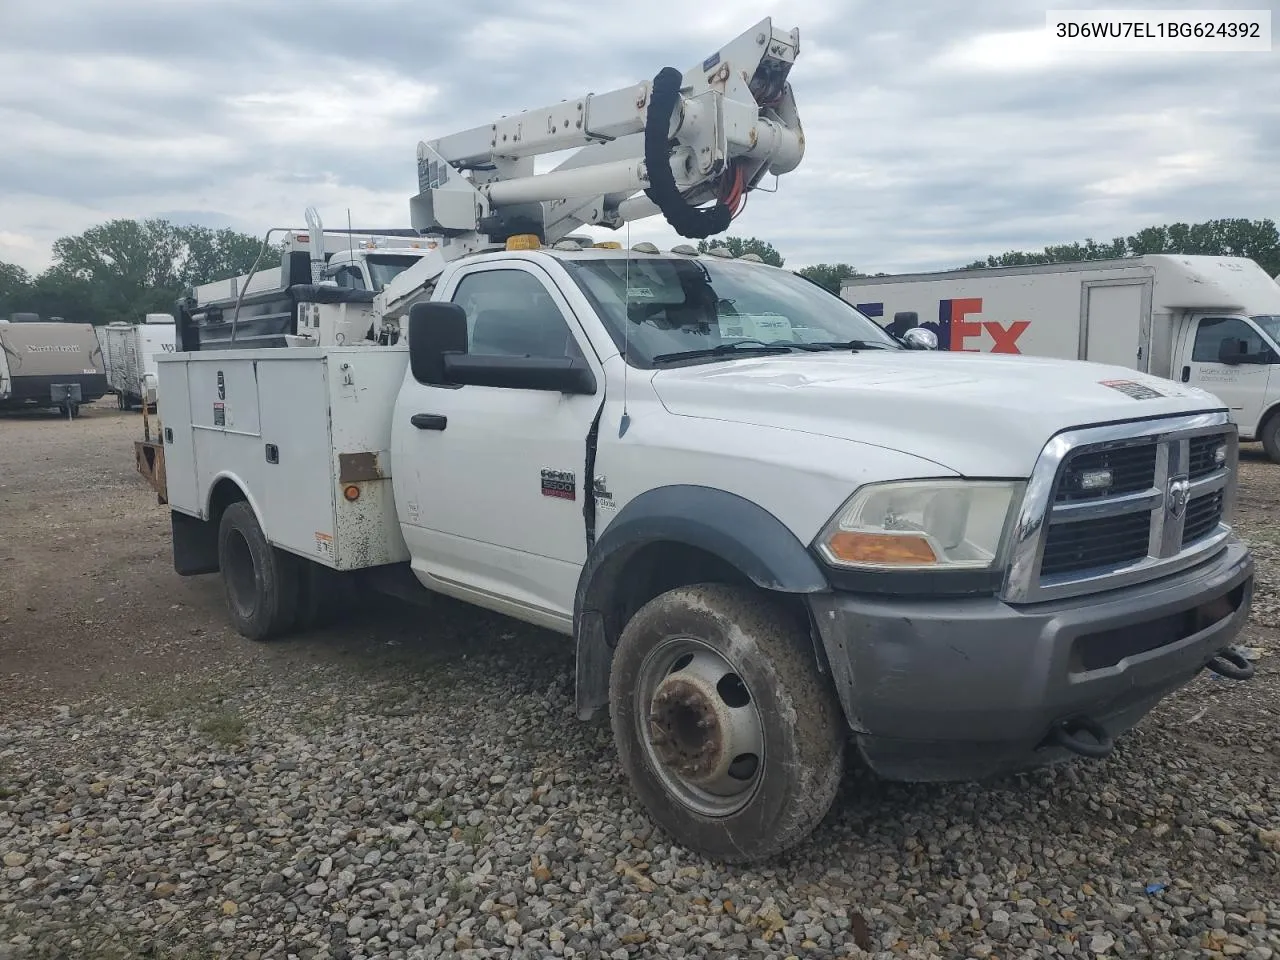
[807,539,1254,782]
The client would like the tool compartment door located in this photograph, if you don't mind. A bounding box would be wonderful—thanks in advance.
[256,355,339,565]
[155,357,200,513]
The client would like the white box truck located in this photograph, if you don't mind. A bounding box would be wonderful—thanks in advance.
[842,255,1280,461]
[103,313,176,409]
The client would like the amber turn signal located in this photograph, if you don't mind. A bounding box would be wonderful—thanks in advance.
[824,531,937,565]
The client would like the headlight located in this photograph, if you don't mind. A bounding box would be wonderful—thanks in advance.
[815,480,1025,571]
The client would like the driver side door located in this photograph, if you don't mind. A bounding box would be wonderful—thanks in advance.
[391,262,604,632]
[1179,316,1273,429]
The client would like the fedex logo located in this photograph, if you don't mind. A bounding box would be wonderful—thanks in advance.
[856,299,1030,354]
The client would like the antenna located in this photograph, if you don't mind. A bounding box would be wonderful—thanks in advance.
[619,222,632,438]
[347,208,355,272]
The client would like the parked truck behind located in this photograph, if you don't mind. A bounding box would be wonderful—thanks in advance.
[842,255,1280,461]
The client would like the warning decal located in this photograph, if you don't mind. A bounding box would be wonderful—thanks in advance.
[1099,379,1164,400]
[315,531,334,559]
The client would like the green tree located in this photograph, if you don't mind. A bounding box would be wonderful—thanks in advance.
[179,226,270,287]
[29,265,98,324]
[0,261,33,318]
[33,218,269,324]
[696,236,785,267]
[796,263,863,294]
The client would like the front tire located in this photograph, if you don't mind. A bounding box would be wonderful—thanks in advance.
[609,583,846,863]
[1261,412,1280,464]
[217,501,300,641]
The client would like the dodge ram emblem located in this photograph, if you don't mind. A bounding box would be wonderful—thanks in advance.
[1166,475,1189,520]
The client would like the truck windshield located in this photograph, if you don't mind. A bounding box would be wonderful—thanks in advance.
[365,254,421,291]
[1252,315,1280,345]
[562,256,900,366]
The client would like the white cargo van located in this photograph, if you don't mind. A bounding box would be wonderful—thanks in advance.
[842,256,1280,461]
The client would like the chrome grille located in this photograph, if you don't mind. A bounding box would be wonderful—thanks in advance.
[1188,434,1226,480]
[1001,413,1237,604]
[1040,511,1151,576]
[1054,442,1157,504]
[1182,490,1225,545]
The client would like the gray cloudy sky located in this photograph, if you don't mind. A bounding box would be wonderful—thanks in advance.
[1,0,1276,275]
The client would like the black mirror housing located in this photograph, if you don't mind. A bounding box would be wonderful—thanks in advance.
[409,302,469,385]
[409,300,596,394]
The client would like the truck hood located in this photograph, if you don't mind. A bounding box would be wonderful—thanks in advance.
[649,351,1224,477]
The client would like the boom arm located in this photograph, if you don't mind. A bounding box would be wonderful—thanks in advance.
[371,17,802,324]
[409,18,802,246]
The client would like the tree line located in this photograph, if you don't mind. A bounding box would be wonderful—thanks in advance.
[3,216,1276,325]
[0,219,266,325]
[700,217,1280,293]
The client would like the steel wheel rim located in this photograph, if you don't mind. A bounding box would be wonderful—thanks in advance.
[635,635,766,818]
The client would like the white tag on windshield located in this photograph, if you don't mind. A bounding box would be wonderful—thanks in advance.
[718,314,794,341]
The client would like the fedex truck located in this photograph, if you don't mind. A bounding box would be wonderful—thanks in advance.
[843,255,1280,462]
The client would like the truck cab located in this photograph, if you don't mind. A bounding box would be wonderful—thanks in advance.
[320,244,430,293]
[1171,310,1280,453]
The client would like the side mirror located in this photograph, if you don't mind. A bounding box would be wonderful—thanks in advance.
[1217,338,1253,365]
[409,301,469,385]
[902,327,938,350]
[408,300,597,395]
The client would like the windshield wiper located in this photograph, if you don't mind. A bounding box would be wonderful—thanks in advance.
[800,339,897,351]
[651,341,799,364]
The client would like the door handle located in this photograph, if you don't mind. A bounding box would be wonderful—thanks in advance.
[1181,365,1190,382]
[411,413,447,430]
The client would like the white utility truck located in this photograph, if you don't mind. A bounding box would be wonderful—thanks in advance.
[183,215,438,351]
[102,313,176,409]
[147,19,1257,863]
[842,255,1280,461]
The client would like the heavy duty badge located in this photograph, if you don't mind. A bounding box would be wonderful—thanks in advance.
[540,468,576,500]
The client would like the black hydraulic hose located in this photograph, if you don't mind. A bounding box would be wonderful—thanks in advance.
[642,67,734,239]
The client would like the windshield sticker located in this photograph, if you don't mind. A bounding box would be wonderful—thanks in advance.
[625,286,655,299]
[1099,379,1164,400]
[718,314,795,342]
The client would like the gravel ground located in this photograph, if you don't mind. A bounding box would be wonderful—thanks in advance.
[2,401,1279,960]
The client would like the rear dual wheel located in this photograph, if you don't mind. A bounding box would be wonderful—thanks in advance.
[218,502,300,640]
[609,583,846,863]
[217,502,356,640]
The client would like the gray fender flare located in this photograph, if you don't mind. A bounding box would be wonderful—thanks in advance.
[572,484,830,720]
